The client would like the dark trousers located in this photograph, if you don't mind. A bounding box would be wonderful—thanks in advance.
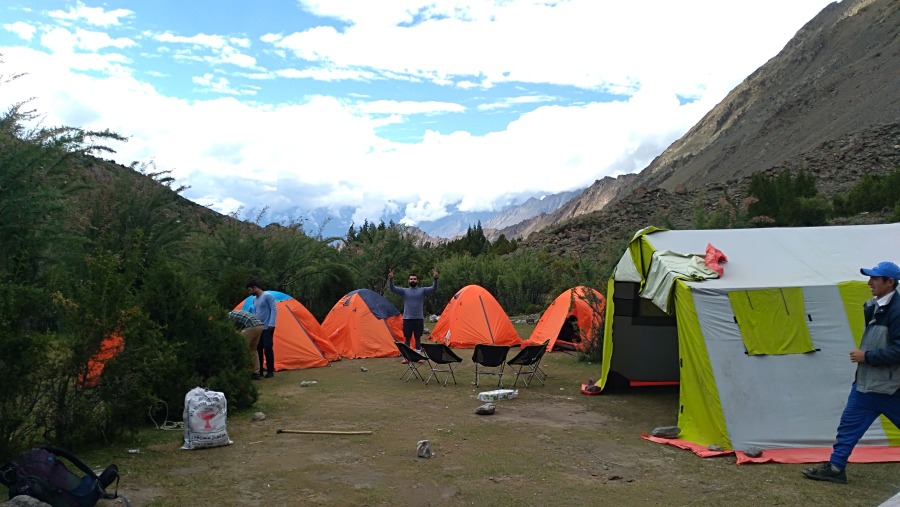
[830,383,900,469]
[403,319,425,350]
[257,327,276,374]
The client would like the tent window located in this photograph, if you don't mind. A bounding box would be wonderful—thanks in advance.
[728,288,814,356]
[613,282,675,324]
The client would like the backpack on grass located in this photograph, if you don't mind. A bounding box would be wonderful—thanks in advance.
[0,446,120,507]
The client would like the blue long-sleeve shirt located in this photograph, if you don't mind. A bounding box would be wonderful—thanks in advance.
[252,291,278,328]
[389,278,437,319]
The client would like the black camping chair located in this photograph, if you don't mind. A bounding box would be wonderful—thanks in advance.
[472,344,511,388]
[507,340,549,387]
[420,343,464,386]
[395,341,428,382]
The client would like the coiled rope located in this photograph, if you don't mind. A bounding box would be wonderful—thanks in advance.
[148,400,183,431]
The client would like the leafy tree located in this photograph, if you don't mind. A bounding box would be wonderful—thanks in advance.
[342,221,421,294]
[833,168,900,216]
[443,222,490,257]
[490,234,518,256]
[0,100,124,282]
[747,170,830,226]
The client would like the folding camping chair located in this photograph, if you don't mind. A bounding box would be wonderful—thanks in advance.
[420,343,464,386]
[395,341,428,382]
[472,344,511,388]
[507,340,549,387]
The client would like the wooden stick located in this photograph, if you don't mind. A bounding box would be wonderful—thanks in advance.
[276,429,372,435]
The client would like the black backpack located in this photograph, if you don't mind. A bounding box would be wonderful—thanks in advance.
[0,446,121,507]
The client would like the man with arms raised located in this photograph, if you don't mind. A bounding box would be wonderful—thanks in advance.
[389,268,439,362]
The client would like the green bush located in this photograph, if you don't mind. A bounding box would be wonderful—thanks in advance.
[747,170,831,226]
[833,168,900,215]
[0,284,57,459]
[137,260,257,411]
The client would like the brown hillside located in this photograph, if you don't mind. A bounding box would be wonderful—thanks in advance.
[519,0,899,255]
[632,0,899,192]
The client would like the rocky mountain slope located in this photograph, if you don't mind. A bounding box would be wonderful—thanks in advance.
[631,0,899,193]
[490,175,634,240]
[482,189,581,233]
[516,0,899,251]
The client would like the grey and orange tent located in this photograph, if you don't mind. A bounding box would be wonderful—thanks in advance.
[431,285,521,348]
[527,286,605,352]
[321,289,403,359]
[599,224,900,464]
[236,291,337,370]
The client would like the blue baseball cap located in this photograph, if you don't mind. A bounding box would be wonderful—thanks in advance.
[860,261,900,280]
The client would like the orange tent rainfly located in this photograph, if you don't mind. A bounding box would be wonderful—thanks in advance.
[528,286,606,352]
[81,334,125,387]
[321,289,404,359]
[236,291,336,371]
[431,285,520,348]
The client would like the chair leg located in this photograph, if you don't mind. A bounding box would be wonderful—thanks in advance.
[402,364,425,382]
[511,365,523,387]
[521,368,534,387]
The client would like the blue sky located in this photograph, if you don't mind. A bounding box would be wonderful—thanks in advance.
[0,0,836,229]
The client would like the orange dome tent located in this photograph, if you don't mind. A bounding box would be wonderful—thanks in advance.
[527,286,606,351]
[321,289,403,359]
[431,285,521,348]
[235,291,337,370]
[80,334,125,387]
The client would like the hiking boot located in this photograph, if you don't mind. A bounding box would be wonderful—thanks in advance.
[251,373,262,381]
[265,372,274,378]
[802,463,847,484]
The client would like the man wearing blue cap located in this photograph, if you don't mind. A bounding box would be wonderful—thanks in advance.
[803,261,900,484]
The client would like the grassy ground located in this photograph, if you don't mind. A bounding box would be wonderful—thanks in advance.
[76,329,899,507]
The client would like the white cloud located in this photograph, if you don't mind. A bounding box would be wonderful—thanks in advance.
[193,73,241,95]
[153,31,257,69]
[4,22,36,41]
[48,2,134,27]
[154,32,230,49]
[274,0,832,100]
[39,26,135,53]
[477,95,557,111]
[0,0,838,229]
[72,27,135,51]
[37,28,132,74]
[273,66,376,82]
[355,100,465,115]
[206,45,257,69]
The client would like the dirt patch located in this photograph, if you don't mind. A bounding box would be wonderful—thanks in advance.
[491,397,616,428]
[85,351,899,507]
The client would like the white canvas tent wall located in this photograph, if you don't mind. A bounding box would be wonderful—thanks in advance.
[599,224,900,463]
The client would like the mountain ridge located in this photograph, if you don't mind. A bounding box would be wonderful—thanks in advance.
[504,0,899,246]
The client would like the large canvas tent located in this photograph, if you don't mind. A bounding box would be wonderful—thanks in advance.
[236,291,337,370]
[431,285,521,348]
[599,224,900,464]
[321,289,403,359]
[528,286,606,351]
